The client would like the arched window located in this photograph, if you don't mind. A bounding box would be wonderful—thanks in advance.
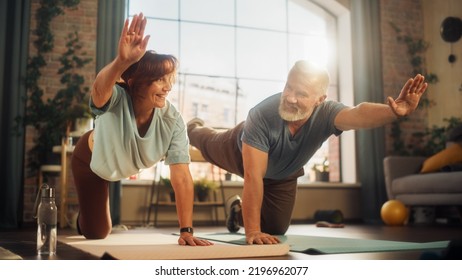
[128,0,355,183]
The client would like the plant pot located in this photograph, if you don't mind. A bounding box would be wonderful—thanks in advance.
[196,190,209,202]
[315,171,329,182]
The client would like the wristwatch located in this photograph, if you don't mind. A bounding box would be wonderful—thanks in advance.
[180,227,194,234]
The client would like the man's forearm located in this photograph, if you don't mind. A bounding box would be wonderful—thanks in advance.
[241,178,264,234]
[336,102,398,131]
[357,102,397,128]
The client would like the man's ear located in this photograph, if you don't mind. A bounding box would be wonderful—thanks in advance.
[316,94,327,106]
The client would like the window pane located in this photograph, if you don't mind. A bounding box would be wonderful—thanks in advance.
[237,0,286,31]
[181,0,234,25]
[167,81,180,109]
[236,29,287,80]
[144,19,179,57]
[288,34,330,67]
[128,0,345,183]
[180,23,235,77]
[236,79,285,123]
[128,0,179,19]
[288,0,328,36]
[180,75,237,128]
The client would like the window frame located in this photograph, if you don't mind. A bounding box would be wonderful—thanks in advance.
[127,0,356,183]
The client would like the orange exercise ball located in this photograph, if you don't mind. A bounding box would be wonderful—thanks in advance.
[381,200,409,226]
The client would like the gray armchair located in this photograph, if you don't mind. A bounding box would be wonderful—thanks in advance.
[383,156,462,206]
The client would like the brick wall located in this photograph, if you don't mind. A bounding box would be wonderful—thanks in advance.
[379,0,428,155]
[23,0,97,223]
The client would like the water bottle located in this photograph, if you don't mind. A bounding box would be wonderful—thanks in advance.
[34,184,58,255]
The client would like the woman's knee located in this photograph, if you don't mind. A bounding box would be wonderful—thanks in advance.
[82,228,111,239]
[79,218,112,239]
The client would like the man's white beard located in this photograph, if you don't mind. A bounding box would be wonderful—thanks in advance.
[278,102,308,122]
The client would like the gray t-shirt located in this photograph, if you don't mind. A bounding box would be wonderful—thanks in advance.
[240,92,346,180]
[89,85,190,181]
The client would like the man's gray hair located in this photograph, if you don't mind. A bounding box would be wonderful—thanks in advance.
[290,60,330,96]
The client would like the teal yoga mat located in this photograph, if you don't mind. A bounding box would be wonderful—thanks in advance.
[195,233,449,255]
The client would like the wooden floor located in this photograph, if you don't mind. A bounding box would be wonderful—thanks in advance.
[1,222,461,260]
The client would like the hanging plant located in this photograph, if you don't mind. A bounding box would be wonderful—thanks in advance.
[390,22,438,108]
[411,117,462,157]
[389,22,439,156]
[17,0,92,174]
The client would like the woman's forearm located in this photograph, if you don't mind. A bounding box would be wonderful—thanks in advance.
[170,164,195,228]
[91,57,132,108]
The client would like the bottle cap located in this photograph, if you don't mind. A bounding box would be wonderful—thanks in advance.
[41,184,55,198]
[33,184,55,218]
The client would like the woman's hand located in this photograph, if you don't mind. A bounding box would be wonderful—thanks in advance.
[118,12,150,65]
[387,74,428,117]
[178,233,214,246]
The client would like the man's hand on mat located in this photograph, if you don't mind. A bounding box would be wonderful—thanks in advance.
[246,231,280,245]
[178,234,214,246]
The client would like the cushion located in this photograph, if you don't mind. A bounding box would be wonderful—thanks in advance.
[420,143,462,173]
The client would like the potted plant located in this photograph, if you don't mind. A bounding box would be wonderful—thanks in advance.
[312,157,329,182]
[193,178,219,202]
[160,177,175,202]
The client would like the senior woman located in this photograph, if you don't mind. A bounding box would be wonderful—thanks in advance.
[71,13,212,246]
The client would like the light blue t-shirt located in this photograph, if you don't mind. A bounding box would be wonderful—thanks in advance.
[240,93,346,180]
[89,85,190,181]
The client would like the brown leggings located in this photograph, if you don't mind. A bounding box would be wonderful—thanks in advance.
[188,122,303,235]
[71,130,111,239]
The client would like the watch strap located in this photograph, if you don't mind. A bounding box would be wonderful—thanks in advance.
[180,227,194,234]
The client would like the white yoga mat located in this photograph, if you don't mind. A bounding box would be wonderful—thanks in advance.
[59,232,289,260]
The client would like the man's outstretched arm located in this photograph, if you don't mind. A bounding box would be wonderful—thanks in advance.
[334,74,428,131]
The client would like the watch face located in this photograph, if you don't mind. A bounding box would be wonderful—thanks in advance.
[440,17,462,43]
[180,227,193,233]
